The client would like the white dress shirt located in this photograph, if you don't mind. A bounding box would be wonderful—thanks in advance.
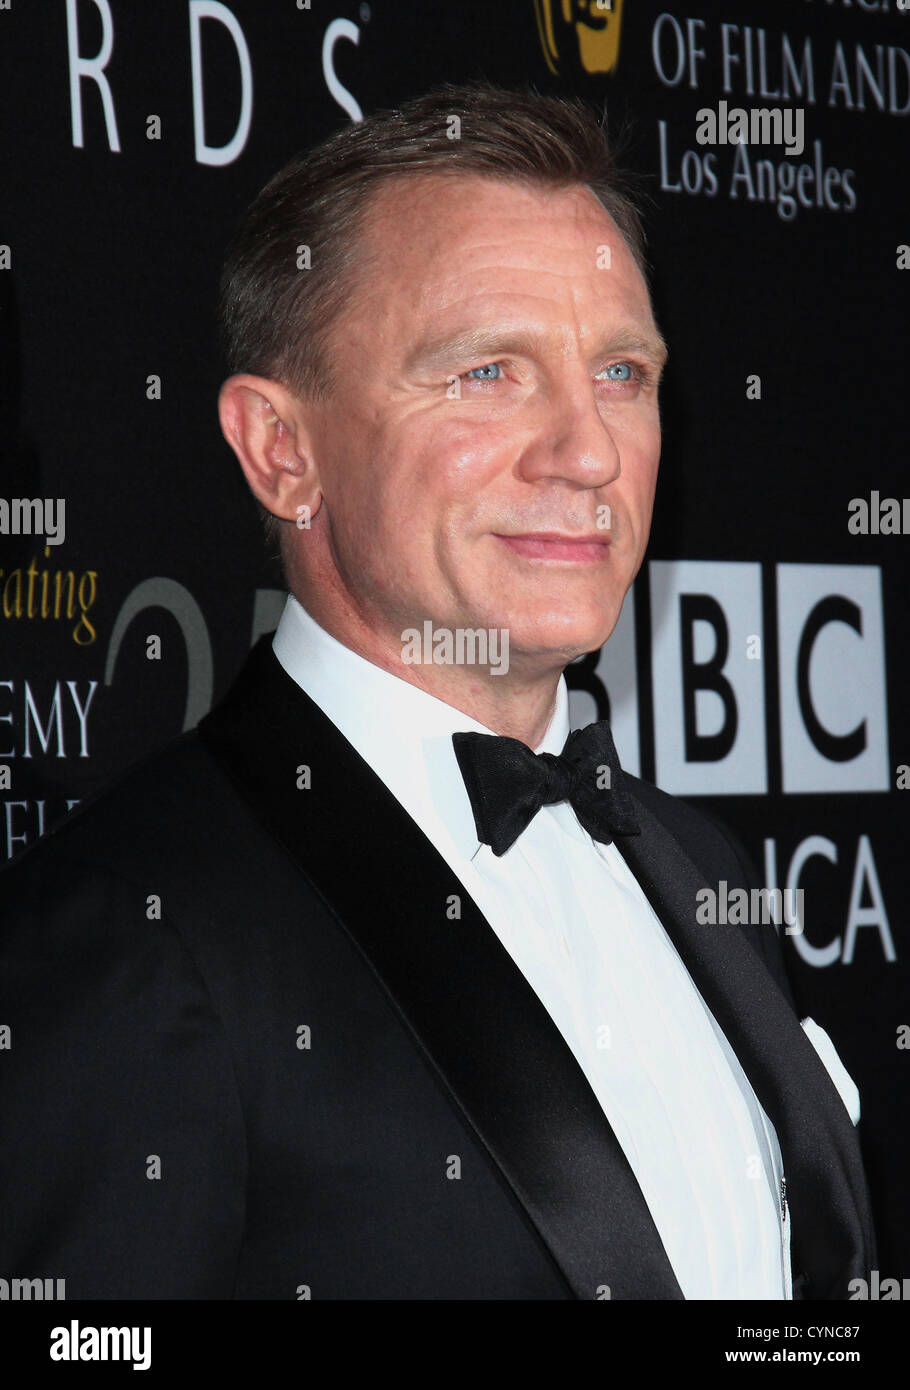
[273,595,794,1299]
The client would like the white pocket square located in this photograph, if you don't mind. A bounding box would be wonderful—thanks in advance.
[800,1017,861,1125]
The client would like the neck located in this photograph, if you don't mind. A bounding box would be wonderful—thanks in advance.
[293,588,561,748]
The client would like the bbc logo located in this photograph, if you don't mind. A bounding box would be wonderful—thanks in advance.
[569,561,889,796]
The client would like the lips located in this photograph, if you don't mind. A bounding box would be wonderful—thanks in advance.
[494,532,612,563]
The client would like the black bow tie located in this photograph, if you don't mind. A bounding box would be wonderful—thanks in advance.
[452,720,641,857]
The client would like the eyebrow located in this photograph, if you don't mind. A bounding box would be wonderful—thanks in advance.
[404,325,669,376]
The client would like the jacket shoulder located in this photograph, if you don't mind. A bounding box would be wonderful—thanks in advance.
[0,731,248,893]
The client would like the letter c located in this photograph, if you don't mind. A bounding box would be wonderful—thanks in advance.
[323,19,363,121]
[787,836,841,967]
[797,596,866,762]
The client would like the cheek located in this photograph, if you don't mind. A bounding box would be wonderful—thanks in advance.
[325,423,484,578]
[425,416,512,491]
[630,469,659,539]
[322,422,410,539]
[387,419,512,539]
[621,422,661,495]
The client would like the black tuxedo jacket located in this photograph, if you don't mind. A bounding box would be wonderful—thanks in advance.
[0,637,876,1299]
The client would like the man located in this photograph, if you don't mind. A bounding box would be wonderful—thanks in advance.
[0,83,875,1300]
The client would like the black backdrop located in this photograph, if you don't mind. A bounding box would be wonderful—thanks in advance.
[1,0,908,1277]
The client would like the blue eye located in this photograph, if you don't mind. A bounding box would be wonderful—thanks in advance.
[602,362,633,381]
[464,362,502,381]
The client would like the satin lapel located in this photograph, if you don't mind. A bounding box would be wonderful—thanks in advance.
[614,796,876,1297]
[198,640,683,1301]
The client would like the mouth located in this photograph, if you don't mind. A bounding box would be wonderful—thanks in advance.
[493,531,612,563]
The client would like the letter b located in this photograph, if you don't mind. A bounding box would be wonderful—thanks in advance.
[651,561,766,794]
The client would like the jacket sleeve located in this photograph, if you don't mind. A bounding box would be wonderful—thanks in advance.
[0,847,247,1298]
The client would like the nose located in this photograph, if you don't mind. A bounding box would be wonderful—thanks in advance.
[516,372,622,491]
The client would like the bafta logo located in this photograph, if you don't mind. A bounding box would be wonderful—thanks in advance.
[534,0,625,77]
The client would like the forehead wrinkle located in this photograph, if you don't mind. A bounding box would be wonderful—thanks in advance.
[404,309,666,375]
[346,179,660,372]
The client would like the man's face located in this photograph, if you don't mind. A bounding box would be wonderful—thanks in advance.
[301,174,665,675]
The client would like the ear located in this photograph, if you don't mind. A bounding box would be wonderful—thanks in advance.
[217,374,322,528]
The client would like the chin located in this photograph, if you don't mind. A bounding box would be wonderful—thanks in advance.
[492,607,619,665]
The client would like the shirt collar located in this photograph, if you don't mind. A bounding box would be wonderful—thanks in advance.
[271,594,571,862]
